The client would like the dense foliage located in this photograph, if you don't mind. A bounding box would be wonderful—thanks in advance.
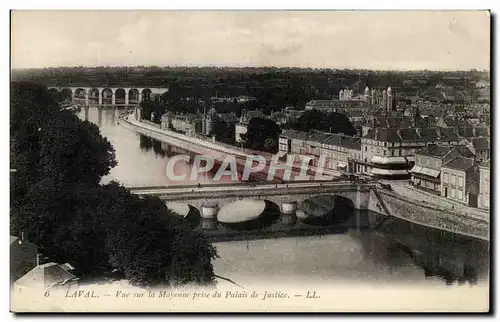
[241,117,281,153]
[10,82,218,286]
[287,110,357,136]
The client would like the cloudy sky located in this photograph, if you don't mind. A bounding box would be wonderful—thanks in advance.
[11,10,490,70]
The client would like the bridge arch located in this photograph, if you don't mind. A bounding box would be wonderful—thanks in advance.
[61,88,73,103]
[115,88,126,105]
[332,195,356,224]
[74,88,87,100]
[129,89,139,104]
[102,88,113,105]
[141,88,152,101]
[88,88,99,104]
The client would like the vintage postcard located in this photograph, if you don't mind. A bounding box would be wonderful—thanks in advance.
[10,10,490,312]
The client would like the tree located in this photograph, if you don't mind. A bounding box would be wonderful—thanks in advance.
[292,110,357,136]
[242,117,281,153]
[10,82,218,287]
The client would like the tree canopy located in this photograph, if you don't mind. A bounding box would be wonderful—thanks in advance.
[242,117,281,153]
[10,82,218,286]
[288,110,357,136]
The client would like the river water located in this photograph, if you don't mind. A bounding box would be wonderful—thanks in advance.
[78,106,490,288]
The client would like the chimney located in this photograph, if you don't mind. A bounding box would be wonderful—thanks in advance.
[36,253,41,267]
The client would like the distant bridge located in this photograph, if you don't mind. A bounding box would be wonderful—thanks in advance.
[129,182,489,241]
[47,86,169,106]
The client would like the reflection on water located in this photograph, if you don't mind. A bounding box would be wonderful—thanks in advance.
[76,106,229,187]
[197,207,489,286]
[76,107,489,286]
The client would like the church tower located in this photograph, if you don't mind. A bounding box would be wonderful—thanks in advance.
[364,86,370,103]
[381,90,387,111]
[387,86,393,113]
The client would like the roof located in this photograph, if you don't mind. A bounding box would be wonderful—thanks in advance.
[417,128,440,141]
[470,137,490,150]
[306,131,326,143]
[398,129,420,141]
[340,136,361,150]
[363,128,402,142]
[280,130,308,141]
[453,145,475,159]
[416,145,454,158]
[14,262,77,288]
[437,127,460,141]
[442,157,475,172]
[474,127,490,137]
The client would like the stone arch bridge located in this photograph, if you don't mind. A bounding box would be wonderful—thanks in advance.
[47,86,169,106]
[130,182,489,241]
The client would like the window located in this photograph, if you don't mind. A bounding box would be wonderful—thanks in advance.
[443,173,449,183]
[458,176,464,188]
[457,189,463,200]
[451,188,456,198]
[451,175,456,185]
[383,150,387,156]
[391,150,395,156]
[365,147,367,152]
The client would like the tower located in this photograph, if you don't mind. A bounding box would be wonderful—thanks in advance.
[364,86,370,103]
[382,90,387,111]
[387,86,393,113]
[339,89,344,101]
[371,89,376,105]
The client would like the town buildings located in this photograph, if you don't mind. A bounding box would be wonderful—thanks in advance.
[478,160,490,210]
[440,157,479,207]
[410,145,474,194]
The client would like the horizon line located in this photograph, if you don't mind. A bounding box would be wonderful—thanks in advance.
[11,65,490,73]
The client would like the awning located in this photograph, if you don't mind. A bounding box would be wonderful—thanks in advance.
[406,156,415,162]
[421,168,440,178]
[411,166,441,178]
[371,168,409,176]
[410,165,423,173]
[371,156,407,165]
[276,151,287,158]
[337,162,347,168]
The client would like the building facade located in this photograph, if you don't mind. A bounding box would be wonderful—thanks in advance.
[410,145,473,195]
[440,157,479,207]
[478,160,490,210]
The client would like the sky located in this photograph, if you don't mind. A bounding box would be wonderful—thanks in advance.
[11,10,491,71]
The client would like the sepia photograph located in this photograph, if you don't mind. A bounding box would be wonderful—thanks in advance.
[9,9,491,313]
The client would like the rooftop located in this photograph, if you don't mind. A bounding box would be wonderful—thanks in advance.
[14,262,78,288]
[442,156,475,172]
[416,145,454,158]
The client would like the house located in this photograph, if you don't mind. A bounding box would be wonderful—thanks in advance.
[161,112,203,137]
[10,235,37,284]
[14,262,78,290]
[360,128,414,179]
[441,157,479,207]
[410,145,474,195]
[478,160,490,210]
[466,137,490,162]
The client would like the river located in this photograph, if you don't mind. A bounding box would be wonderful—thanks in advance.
[77,106,490,288]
